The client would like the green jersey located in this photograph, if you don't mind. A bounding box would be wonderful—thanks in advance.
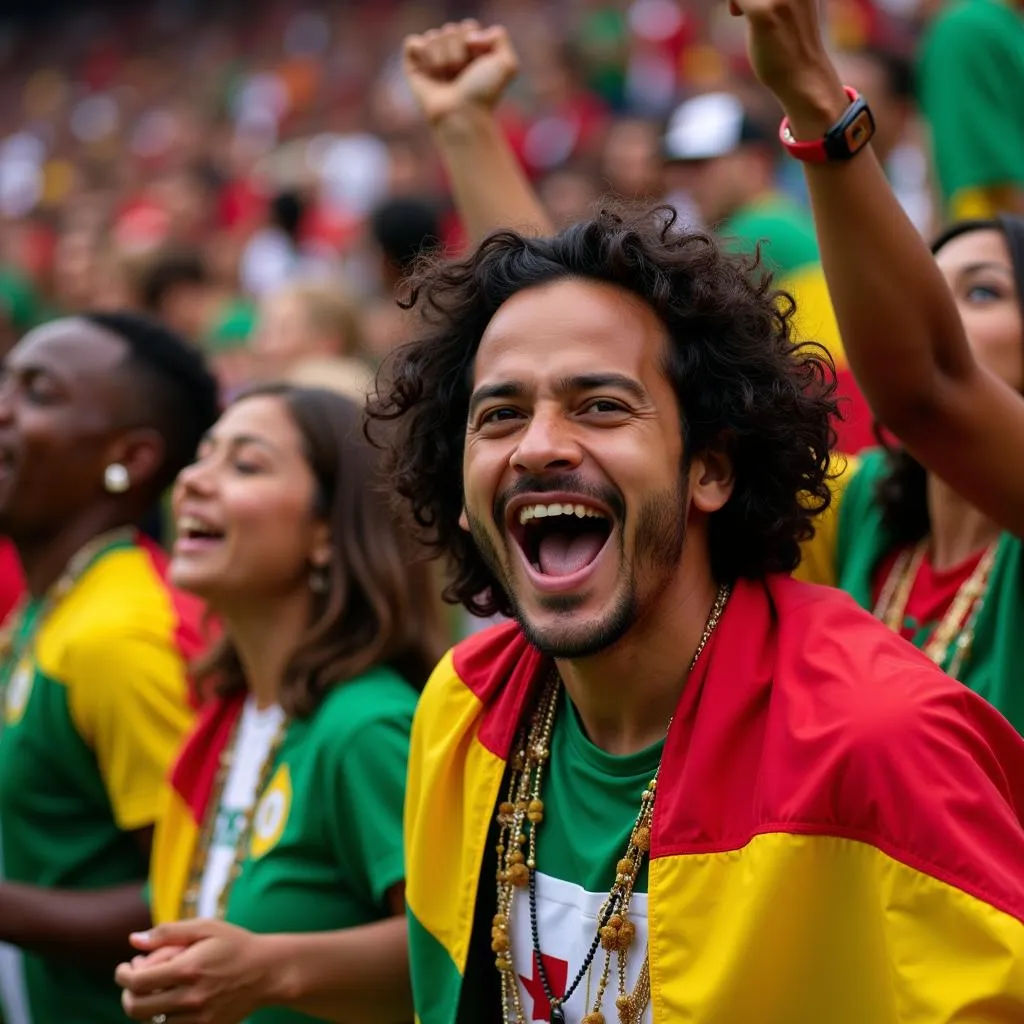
[918,0,1024,219]
[158,668,416,1024]
[0,536,201,1024]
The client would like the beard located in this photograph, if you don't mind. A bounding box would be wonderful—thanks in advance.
[467,475,688,659]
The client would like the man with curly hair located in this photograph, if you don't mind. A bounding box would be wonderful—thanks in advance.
[372,14,1024,1024]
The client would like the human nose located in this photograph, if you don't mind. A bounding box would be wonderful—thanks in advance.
[509,406,582,474]
[173,453,217,501]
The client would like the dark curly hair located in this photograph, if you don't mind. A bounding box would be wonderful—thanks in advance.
[367,207,838,617]
[876,215,1024,544]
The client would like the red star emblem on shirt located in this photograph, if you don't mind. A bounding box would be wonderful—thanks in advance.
[519,951,569,1022]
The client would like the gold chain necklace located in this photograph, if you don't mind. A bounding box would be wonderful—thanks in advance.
[873,539,997,679]
[179,704,289,919]
[494,584,731,1024]
[0,527,135,720]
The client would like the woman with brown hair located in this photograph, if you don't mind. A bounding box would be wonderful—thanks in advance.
[116,384,447,1024]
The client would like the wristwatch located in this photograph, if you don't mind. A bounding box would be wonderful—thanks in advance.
[779,87,875,163]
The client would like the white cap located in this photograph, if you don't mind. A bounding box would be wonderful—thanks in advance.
[663,92,752,162]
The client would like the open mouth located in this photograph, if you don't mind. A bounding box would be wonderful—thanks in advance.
[176,514,226,544]
[510,500,613,580]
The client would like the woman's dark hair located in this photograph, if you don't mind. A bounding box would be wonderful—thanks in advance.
[367,206,838,616]
[876,215,1024,544]
[196,384,449,717]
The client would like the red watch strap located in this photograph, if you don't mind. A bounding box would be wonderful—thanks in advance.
[779,87,860,163]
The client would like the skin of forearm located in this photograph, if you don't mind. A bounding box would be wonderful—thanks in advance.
[432,105,554,243]
[785,84,976,426]
[258,917,411,1024]
[0,881,150,966]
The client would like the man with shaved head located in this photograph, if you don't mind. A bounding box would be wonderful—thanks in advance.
[0,312,219,1023]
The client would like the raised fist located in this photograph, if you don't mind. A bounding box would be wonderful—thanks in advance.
[403,20,519,127]
[727,0,844,125]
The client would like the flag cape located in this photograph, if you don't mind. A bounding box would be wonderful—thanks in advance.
[150,693,244,925]
[834,447,1024,733]
[405,574,1024,1024]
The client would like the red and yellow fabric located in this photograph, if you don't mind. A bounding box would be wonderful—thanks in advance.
[405,575,1024,1024]
[150,694,243,926]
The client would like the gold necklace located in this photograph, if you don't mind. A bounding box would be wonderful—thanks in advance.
[873,539,997,679]
[179,705,289,919]
[494,584,731,1024]
[0,527,135,720]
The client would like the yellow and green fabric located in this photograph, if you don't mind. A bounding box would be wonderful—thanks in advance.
[918,0,1024,220]
[0,533,203,1024]
[405,574,1024,1023]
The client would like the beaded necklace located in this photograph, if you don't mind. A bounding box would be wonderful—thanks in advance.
[179,704,289,920]
[872,539,997,679]
[0,528,135,724]
[494,584,731,1024]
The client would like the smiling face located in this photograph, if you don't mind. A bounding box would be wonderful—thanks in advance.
[935,228,1023,390]
[0,319,136,538]
[170,394,330,606]
[462,278,730,658]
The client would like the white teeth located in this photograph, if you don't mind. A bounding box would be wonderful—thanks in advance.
[177,514,221,536]
[517,503,608,525]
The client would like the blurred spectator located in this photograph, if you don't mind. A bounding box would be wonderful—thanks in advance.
[599,116,663,203]
[124,246,213,343]
[365,195,442,361]
[917,0,1024,219]
[251,277,368,384]
[240,189,327,299]
[537,165,603,229]
[833,45,931,232]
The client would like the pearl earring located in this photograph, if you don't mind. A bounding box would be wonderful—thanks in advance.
[104,463,130,494]
[309,565,330,593]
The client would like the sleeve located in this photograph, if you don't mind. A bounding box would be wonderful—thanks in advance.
[793,453,858,587]
[324,706,414,908]
[918,5,1024,203]
[65,630,194,831]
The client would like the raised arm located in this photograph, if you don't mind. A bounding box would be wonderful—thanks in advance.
[403,19,553,242]
[731,0,1024,537]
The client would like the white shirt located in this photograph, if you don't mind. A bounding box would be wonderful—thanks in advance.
[511,872,652,1024]
[195,696,286,919]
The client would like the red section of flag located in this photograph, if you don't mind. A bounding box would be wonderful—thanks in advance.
[519,951,569,1022]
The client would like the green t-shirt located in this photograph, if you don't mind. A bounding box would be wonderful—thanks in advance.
[720,197,821,277]
[835,448,1024,734]
[497,690,661,1023]
[918,0,1024,218]
[220,669,416,1024]
[0,539,197,1024]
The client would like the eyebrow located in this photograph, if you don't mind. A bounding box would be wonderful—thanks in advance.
[199,431,281,454]
[468,373,650,417]
[958,261,1013,276]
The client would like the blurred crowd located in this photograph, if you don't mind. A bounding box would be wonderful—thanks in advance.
[0,0,937,392]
